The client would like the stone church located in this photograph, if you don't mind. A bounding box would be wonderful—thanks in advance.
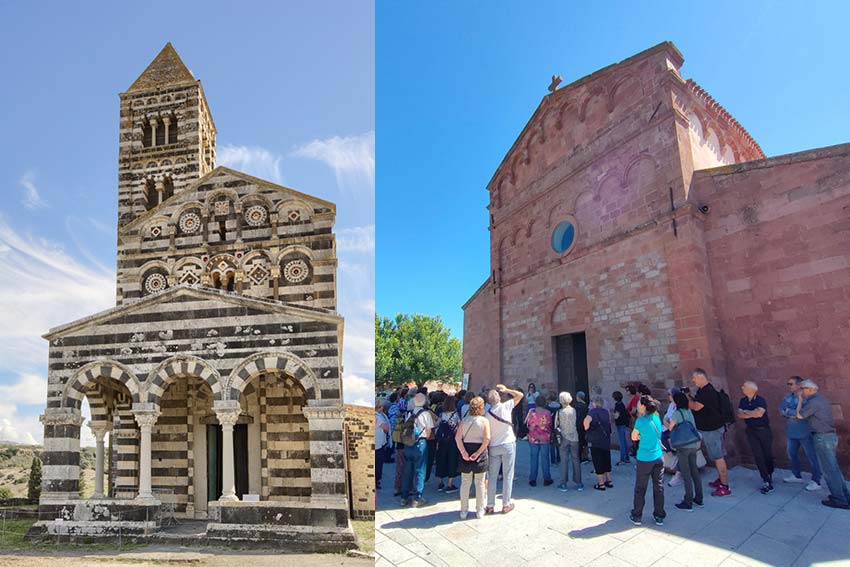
[31,44,357,548]
[463,42,850,469]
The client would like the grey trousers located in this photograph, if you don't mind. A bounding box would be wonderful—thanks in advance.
[676,446,703,505]
[559,438,582,486]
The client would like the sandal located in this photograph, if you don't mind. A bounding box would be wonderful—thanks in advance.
[594,484,606,491]
[605,481,614,488]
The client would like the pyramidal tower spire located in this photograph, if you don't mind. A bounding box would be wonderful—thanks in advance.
[127,42,195,92]
[117,43,216,228]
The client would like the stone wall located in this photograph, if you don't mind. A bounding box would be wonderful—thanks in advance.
[693,142,850,468]
[344,404,374,519]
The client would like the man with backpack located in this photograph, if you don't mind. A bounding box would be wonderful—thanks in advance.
[399,393,437,507]
[688,368,734,497]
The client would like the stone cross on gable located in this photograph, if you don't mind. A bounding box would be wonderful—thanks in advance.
[548,75,563,93]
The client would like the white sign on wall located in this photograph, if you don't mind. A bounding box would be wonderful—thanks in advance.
[462,373,470,390]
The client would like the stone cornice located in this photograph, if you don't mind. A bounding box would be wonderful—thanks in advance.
[303,406,346,420]
[40,409,84,427]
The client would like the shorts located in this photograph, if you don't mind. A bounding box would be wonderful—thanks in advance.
[701,426,726,460]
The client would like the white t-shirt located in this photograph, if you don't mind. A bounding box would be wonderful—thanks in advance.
[487,398,516,447]
[411,407,436,439]
[375,412,389,449]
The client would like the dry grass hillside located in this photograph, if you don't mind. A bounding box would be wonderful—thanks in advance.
[0,443,97,499]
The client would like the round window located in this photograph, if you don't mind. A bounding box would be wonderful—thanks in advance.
[551,221,576,254]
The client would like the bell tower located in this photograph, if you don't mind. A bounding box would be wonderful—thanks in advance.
[117,43,216,227]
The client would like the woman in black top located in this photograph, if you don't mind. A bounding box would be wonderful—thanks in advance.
[613,391,631,465]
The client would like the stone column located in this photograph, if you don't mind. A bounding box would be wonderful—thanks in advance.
[235,203,244,242]
[302,405,347,503]
[162,116,171,144]
[150,118,158,147]
[88,421,111,499]
[133,408,160,500]
[39,408,85,501]
[235,270,245,294]
[214,401,241,502]
[270,267,280,301]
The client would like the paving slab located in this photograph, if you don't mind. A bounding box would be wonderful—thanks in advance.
[377,446,850,566]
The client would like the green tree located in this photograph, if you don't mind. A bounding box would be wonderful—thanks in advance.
[78,468,88,498]
[27,456,42,500]
[375,313,462,388]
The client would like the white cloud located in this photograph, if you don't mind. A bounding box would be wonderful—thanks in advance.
[218,144,283,184]
[20,171,48,209]
[0,374,47,406]
[343,373,375,408]
[337,225,375,254]
[292,131,374,190]
[0,215,114,376]
[0,407,41,445]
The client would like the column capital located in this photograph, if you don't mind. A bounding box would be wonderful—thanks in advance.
[88,421,111,441]
[132,410,160,430]
[40,408,84,427]
[213,400,241,427]
[302,405,346,420]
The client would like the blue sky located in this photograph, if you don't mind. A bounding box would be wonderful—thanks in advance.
[376,0,850,341]
[0,1,374,444]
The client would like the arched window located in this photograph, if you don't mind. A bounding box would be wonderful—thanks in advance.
[142,123,152,148]
[155,118,165,146]
[168,117,178,144]
[162,176,174,202]
[144,179,157,211]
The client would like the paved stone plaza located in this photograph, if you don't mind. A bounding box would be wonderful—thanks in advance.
[376,446,850,567]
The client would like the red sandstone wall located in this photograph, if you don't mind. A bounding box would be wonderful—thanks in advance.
[462,280,500,391]
[694,143,850,468]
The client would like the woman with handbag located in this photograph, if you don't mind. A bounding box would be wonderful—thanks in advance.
[454,396,490,519]
[666,391,703,510]
[583,395,613,490]
[630,395,666,526]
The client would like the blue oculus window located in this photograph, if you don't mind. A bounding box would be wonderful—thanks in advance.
[551,221,576,254]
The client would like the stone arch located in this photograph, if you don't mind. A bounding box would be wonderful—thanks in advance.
[276,198,313,223]
[547,291,593,335]
[623,153,657,188]
[204,188,239,210]
[609,74,640,112]
[239,249,272,270]
[170,201,205,225]
[86,383,110,423]
[556,101,576,130]
[145,354,224,406]
[141,216,170,240]
[275,244,314,264]
[239,193,274,210]
[227,351,321,402]
[579,85,609,123]
[61,360,142,409]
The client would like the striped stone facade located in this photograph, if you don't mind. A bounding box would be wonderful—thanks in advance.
[32,44,354,546]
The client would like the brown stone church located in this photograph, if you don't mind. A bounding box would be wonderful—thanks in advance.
[462,42,850,469]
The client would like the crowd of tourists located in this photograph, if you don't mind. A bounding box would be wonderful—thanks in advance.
[374,368,850,527]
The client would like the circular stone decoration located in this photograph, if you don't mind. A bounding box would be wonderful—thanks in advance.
[283,259,309,284]
[551,221,577,254]
[179,212,201,234]
[244,205,268,227]
[144,273,168,294]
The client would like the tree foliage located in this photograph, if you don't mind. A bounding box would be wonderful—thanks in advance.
[27,456,42,500]
[375,313,462,388]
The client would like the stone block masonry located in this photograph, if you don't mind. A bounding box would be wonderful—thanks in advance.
[344,404,375,520]
[463,40,850,471]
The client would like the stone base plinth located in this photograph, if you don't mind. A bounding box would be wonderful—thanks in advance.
[206,500,356,552]
[26,499,161,541]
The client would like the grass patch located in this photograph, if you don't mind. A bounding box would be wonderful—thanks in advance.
[351,519,374,553]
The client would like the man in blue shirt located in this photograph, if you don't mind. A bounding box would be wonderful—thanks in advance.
[738,381,774,494]
[779,376,821,491]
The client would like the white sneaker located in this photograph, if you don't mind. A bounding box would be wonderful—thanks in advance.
[459,511,468,520]
[784,475,806,484]
[476,509,485,519]
[805,480,822,491]
[668,472,683,487]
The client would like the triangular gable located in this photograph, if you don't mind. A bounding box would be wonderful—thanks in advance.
[44,285,341,340]
[126,43,196,92]
[119,166,337,235]
[486,41,682,191]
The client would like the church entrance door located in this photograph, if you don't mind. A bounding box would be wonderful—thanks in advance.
[554,332,588,396]
[207,423,249,501]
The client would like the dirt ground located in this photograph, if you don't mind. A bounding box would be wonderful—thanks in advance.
[0,547,372,566]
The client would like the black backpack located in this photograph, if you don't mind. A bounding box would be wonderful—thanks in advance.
[718,388,736,425]
[435,412,457,442]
